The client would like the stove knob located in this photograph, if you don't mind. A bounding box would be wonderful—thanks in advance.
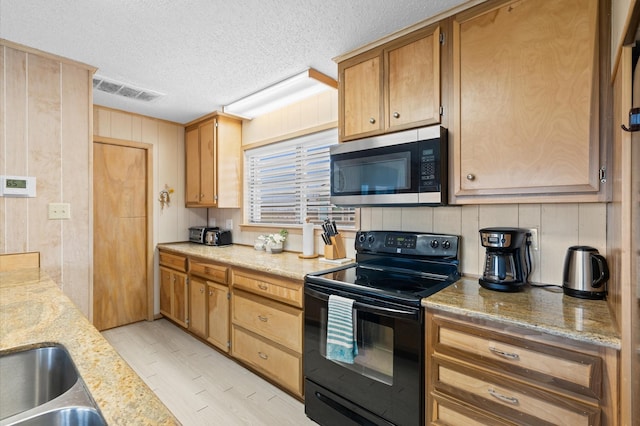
[430,240,439,248]
[358,233,366,243]
[368,235,375,244]
[442,240,451,249]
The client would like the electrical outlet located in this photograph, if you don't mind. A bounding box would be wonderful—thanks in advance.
[225,219,233,229]
[528,228,539,251]
[48,203,71,220]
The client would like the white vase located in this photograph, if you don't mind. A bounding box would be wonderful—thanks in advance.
[267,241,283,253]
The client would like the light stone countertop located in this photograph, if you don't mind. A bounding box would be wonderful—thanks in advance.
[423,277,621,349]
[157,242,353,281]
[0,269,180,426]
[159,243,620,350]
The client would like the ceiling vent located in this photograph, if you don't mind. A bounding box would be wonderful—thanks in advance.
[93,75,164,102]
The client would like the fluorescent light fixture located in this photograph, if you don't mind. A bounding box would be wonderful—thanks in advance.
[223,69,337,119]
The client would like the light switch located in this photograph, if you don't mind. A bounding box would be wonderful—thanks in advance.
[48,203,71,220]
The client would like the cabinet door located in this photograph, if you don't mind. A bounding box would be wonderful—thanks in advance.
[386,25,441,131]
[198,120,216,206]
[185,127,201,205]
[453,0,601,199]
[159,266,172,318]
[207,281,229,352]
[215,116,242,208]
[340,53,383,141]
[173,272,188,328]
[189,276,207,337]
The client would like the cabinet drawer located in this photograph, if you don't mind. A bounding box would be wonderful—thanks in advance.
[434,316,602,398]
[434,359,600,426]
[232,290,302,353]
[190,260,228,284]
[231,325,302,396]
[159,251,187,272]
[232,269,302,308]
[430,392,511,426]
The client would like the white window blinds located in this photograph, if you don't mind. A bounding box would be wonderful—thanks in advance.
[245,128,356,227]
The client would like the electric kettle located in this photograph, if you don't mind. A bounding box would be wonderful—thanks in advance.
[562,246,609,299]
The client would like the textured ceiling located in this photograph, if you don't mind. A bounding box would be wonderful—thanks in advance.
[0,0,469,124]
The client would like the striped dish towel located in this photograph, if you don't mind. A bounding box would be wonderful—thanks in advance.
[326,294,358,364]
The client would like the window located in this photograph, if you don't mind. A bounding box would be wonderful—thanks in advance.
[245,128,356,227]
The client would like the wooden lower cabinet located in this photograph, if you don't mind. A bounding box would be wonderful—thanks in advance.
[189,259,230,352]
[231,269,304,398]
[231,324,302,396]
[159,251,188,328]
[426,309,619,425]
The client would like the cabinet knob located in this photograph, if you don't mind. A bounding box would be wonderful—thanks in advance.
[393,112,400,119]
[258,315,268,322]
[258,351,269,360]
[208,290,213,296]
[200,287,204,293]
[369,117,376,124]
[466,174,476,181]
[258,283,268,290]
[200,193,204,199]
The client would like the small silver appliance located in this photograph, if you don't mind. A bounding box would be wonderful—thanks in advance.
[562,246,609,299]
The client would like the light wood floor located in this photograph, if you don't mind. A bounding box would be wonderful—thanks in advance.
[102,319,317,426]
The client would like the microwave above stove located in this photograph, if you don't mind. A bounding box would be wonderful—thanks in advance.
[330,125,447,207]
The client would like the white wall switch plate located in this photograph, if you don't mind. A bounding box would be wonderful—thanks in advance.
[528,228,539,251]
[225,219,233,229]
[48,203,71,220]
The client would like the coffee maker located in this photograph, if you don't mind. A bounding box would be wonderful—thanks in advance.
[479,227,530,292]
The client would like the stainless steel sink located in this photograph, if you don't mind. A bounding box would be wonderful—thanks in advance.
[0,344,107,426]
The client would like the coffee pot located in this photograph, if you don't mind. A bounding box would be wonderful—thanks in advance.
[562,246,609,299]
[479,228,530,292]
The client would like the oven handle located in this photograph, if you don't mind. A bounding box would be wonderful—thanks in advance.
[305,286,420,321]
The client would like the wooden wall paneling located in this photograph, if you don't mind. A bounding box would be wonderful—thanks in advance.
[540,204,580,285]
[28,54,63,283]
[61,62,92,314]
[460,205,480,277]
[517,204,543,285]
[3,48,29,254]
[400,206,435,233]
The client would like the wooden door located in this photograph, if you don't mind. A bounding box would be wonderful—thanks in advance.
[207,281,229,352]
[454,0,600,197]
[189,276,207,337]
[340,54,383,140]
[199,120,216,206]
[93,142,148,330]
[386,25,440,131]
[184,127,200,205]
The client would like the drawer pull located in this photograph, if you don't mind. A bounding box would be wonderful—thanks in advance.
[258,315,268,322]
[488,388,519,405]
[258,283,268,290]
[258,351,269,360]
[489,346,520,360]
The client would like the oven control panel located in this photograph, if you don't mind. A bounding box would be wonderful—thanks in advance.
[355,231,459,258]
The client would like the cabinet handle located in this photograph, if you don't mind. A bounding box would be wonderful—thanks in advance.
[488,388,519,405]
[488,346,520,360]
[466,174,476,181]
[393,112,400,119]
[369,117,376,124]
[200,193,204,199]
[208,290,213,296]
[258,315,268,322]
[258,283,268,290]
[258,351,269,360]
[200,287,204,293]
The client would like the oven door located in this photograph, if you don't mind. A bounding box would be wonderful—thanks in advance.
[304,282,423,426]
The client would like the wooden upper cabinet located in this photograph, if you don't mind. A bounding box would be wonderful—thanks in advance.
[338,24,441,142]
[184,113,242,208]
[386,25,441,132]
[341,53,383,140]
[452,0,606,202]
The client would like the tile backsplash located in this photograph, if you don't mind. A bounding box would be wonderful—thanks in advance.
[209,202,607,287]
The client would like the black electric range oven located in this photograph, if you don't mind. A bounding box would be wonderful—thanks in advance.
[304,230,460,426]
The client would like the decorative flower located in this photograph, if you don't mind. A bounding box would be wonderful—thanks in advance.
[264,229,288,245]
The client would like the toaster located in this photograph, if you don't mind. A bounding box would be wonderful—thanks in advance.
[189,227,232,246]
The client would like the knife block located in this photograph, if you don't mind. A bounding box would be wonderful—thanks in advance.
[324,234,346,259]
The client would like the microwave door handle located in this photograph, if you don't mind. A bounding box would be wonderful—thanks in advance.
[305,286,418,321]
